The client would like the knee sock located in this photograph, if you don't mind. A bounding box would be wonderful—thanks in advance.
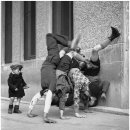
[29,92,42,110]
[44,90,52,113]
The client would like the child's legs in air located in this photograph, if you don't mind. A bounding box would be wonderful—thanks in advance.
[90,39,111,62]
[91,27,120,62]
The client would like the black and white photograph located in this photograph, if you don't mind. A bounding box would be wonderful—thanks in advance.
[1,1,129,130]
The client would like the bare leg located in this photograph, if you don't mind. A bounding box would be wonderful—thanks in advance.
[14,98,22,113]
[91,27,120,62]
[8,97,15,114]
[9,97,15,105]
[74,52,86,62]
[15,98,21,106]
[74,88,87,118]
[60,109,70,120]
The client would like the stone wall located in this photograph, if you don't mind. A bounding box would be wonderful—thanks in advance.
[73,1,128,109]
[36,1,52,59]
[74,1,123,48]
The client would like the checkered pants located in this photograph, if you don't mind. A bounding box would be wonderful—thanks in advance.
[71,69,90,106]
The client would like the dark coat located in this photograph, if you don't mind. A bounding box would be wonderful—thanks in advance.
[55,74,73,110]
[45,33,68,67]
[41,33,69,92]
[82,58,100,76]
[8,73,26,98]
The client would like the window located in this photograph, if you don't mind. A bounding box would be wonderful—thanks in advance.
[5,1,12,63]
[24,1,36,60]
[52,1,73,40]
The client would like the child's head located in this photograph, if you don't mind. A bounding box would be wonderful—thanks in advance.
[13,68,20,74]
[10,64,23,75]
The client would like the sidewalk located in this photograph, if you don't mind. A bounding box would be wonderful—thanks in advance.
[90,106,129,116]
[1,99,129,130]
[2,97,129,116]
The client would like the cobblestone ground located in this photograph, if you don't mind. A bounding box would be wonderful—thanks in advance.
[1,100,129,130]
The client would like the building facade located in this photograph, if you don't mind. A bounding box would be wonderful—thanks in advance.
[1,1,129,109]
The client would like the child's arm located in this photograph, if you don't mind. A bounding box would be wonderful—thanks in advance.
[59,92,70,120]
[20,73,27,86]
[21,77,27,86]
[59,110,65,119]
[8,76,18,91]
[20,73,29,89]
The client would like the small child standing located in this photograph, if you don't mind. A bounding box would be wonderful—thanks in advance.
[8,64,29,114]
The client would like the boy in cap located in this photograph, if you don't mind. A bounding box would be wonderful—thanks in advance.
[8,64,29,114]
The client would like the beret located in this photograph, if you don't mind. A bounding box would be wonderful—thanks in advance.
[10,64,23,70]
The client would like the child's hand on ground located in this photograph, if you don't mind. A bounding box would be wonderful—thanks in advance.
[60,116,71,120]
[75,113,87,118]
[60,110,70,120]
[44,118,57,123]
[27,113,38,118]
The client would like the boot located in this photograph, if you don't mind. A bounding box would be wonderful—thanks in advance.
[8,105,13,114]
[13,105,22,113]
[108,27,120,41]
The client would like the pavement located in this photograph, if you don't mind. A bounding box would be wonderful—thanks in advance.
[1,99,129,130]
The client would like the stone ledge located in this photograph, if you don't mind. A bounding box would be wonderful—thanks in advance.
[1,97,129,116]
[90,106,129,116]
